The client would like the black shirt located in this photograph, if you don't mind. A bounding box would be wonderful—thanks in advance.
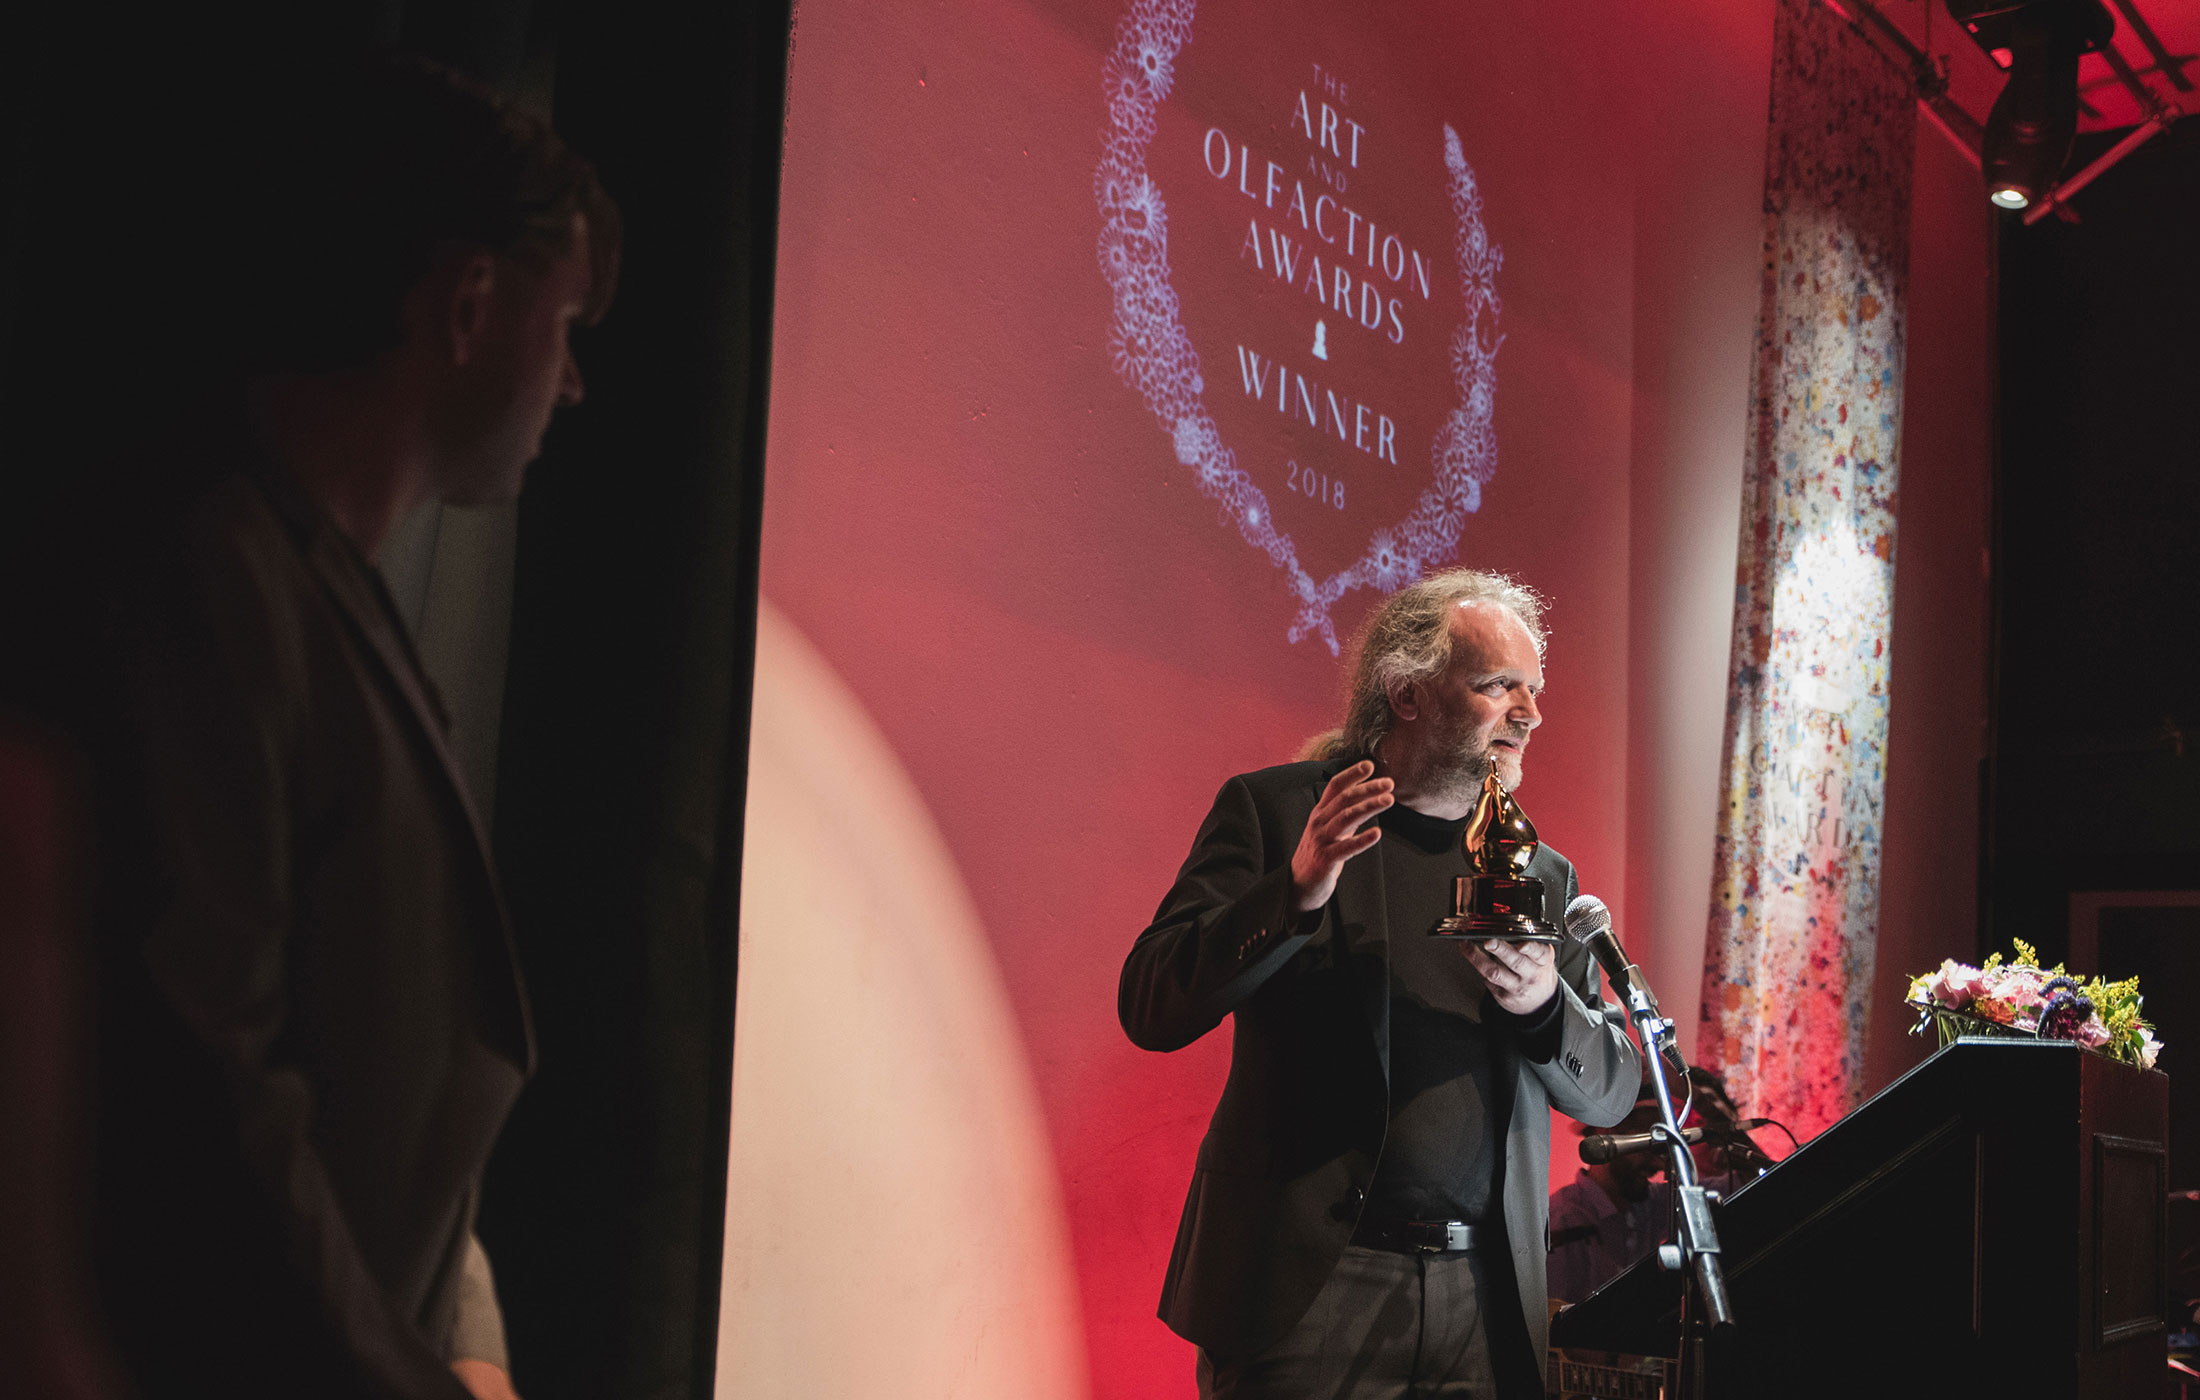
[1361,800,1562,1223]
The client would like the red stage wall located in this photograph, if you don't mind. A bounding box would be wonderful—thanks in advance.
[728,1,1988,1395]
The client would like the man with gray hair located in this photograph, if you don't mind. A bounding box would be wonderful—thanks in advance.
[1120,568,1639,1398]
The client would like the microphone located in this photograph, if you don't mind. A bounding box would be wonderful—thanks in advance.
[1580,1118,1773,1165]
[1581,1125,1702,1164]
[1564,894,1686,1078]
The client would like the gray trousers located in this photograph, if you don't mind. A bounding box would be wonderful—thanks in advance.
[1195,1245,1541,1400]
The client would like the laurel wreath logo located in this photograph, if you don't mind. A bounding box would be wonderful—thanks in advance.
[1095,0,1505,653]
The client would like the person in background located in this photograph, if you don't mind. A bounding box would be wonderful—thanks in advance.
[33,54,618,1400]
[1546,1095,1669,1305]
[1547,1069,1770,1304]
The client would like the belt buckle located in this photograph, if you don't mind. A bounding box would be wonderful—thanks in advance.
[1403,1220,1471,1253]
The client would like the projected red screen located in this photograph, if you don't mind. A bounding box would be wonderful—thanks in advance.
[739,0,1639,1394]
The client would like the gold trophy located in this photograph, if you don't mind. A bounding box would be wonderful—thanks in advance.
[1432,770,1561,942]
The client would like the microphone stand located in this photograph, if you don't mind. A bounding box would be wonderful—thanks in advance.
[1621,978,1733,1398]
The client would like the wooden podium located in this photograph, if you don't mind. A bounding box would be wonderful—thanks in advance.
[1550,1039,2171,1398]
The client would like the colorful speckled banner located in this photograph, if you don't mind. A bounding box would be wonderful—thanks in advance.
[1699,0,1914,1138]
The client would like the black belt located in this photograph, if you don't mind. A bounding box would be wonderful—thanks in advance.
[1351,1217,1489,1255]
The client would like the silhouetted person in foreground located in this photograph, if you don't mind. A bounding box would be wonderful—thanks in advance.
[41,55,618,1400]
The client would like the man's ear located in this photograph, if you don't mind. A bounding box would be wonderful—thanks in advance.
[1387,680,1420,724]
[437,253,499,368]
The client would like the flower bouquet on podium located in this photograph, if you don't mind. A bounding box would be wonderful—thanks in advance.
[1906,938,2163,1069]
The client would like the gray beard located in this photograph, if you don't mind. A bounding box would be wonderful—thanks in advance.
[1414,743,1496,809]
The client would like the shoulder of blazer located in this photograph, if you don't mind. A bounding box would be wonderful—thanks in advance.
[1231,755,1357,809]
[1530,840,1575,888]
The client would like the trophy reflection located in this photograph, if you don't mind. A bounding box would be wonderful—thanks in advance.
[1432,770,1561,942]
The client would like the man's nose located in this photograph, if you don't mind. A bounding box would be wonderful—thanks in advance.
[1514,688,1542,730]
[559,351,585,407]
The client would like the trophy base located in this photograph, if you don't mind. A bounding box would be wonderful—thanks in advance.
[1429,873,1562,943]
[1430,913,1562,944]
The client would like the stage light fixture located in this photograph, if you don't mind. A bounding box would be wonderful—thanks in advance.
[1944,0,2116,210]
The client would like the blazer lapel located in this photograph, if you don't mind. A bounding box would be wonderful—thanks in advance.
[256,469,536,1072]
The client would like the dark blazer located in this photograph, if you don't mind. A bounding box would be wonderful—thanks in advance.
[86,446,533,1400]
[1119,757,1639,1365]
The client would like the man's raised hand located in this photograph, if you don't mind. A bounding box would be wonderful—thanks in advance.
[1289,761,1394,913]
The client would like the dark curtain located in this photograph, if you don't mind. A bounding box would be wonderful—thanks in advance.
[4,3,788,1397]
[482,4,788,1398]
[1989,112,2200,1268]
[1988,118,2200,966]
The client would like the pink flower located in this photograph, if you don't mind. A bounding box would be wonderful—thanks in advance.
[1983,967,2047,1029]
[1929,960,1985,1010]
[2141,1031,2163,1070]
[2075,1018,2111,1049]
